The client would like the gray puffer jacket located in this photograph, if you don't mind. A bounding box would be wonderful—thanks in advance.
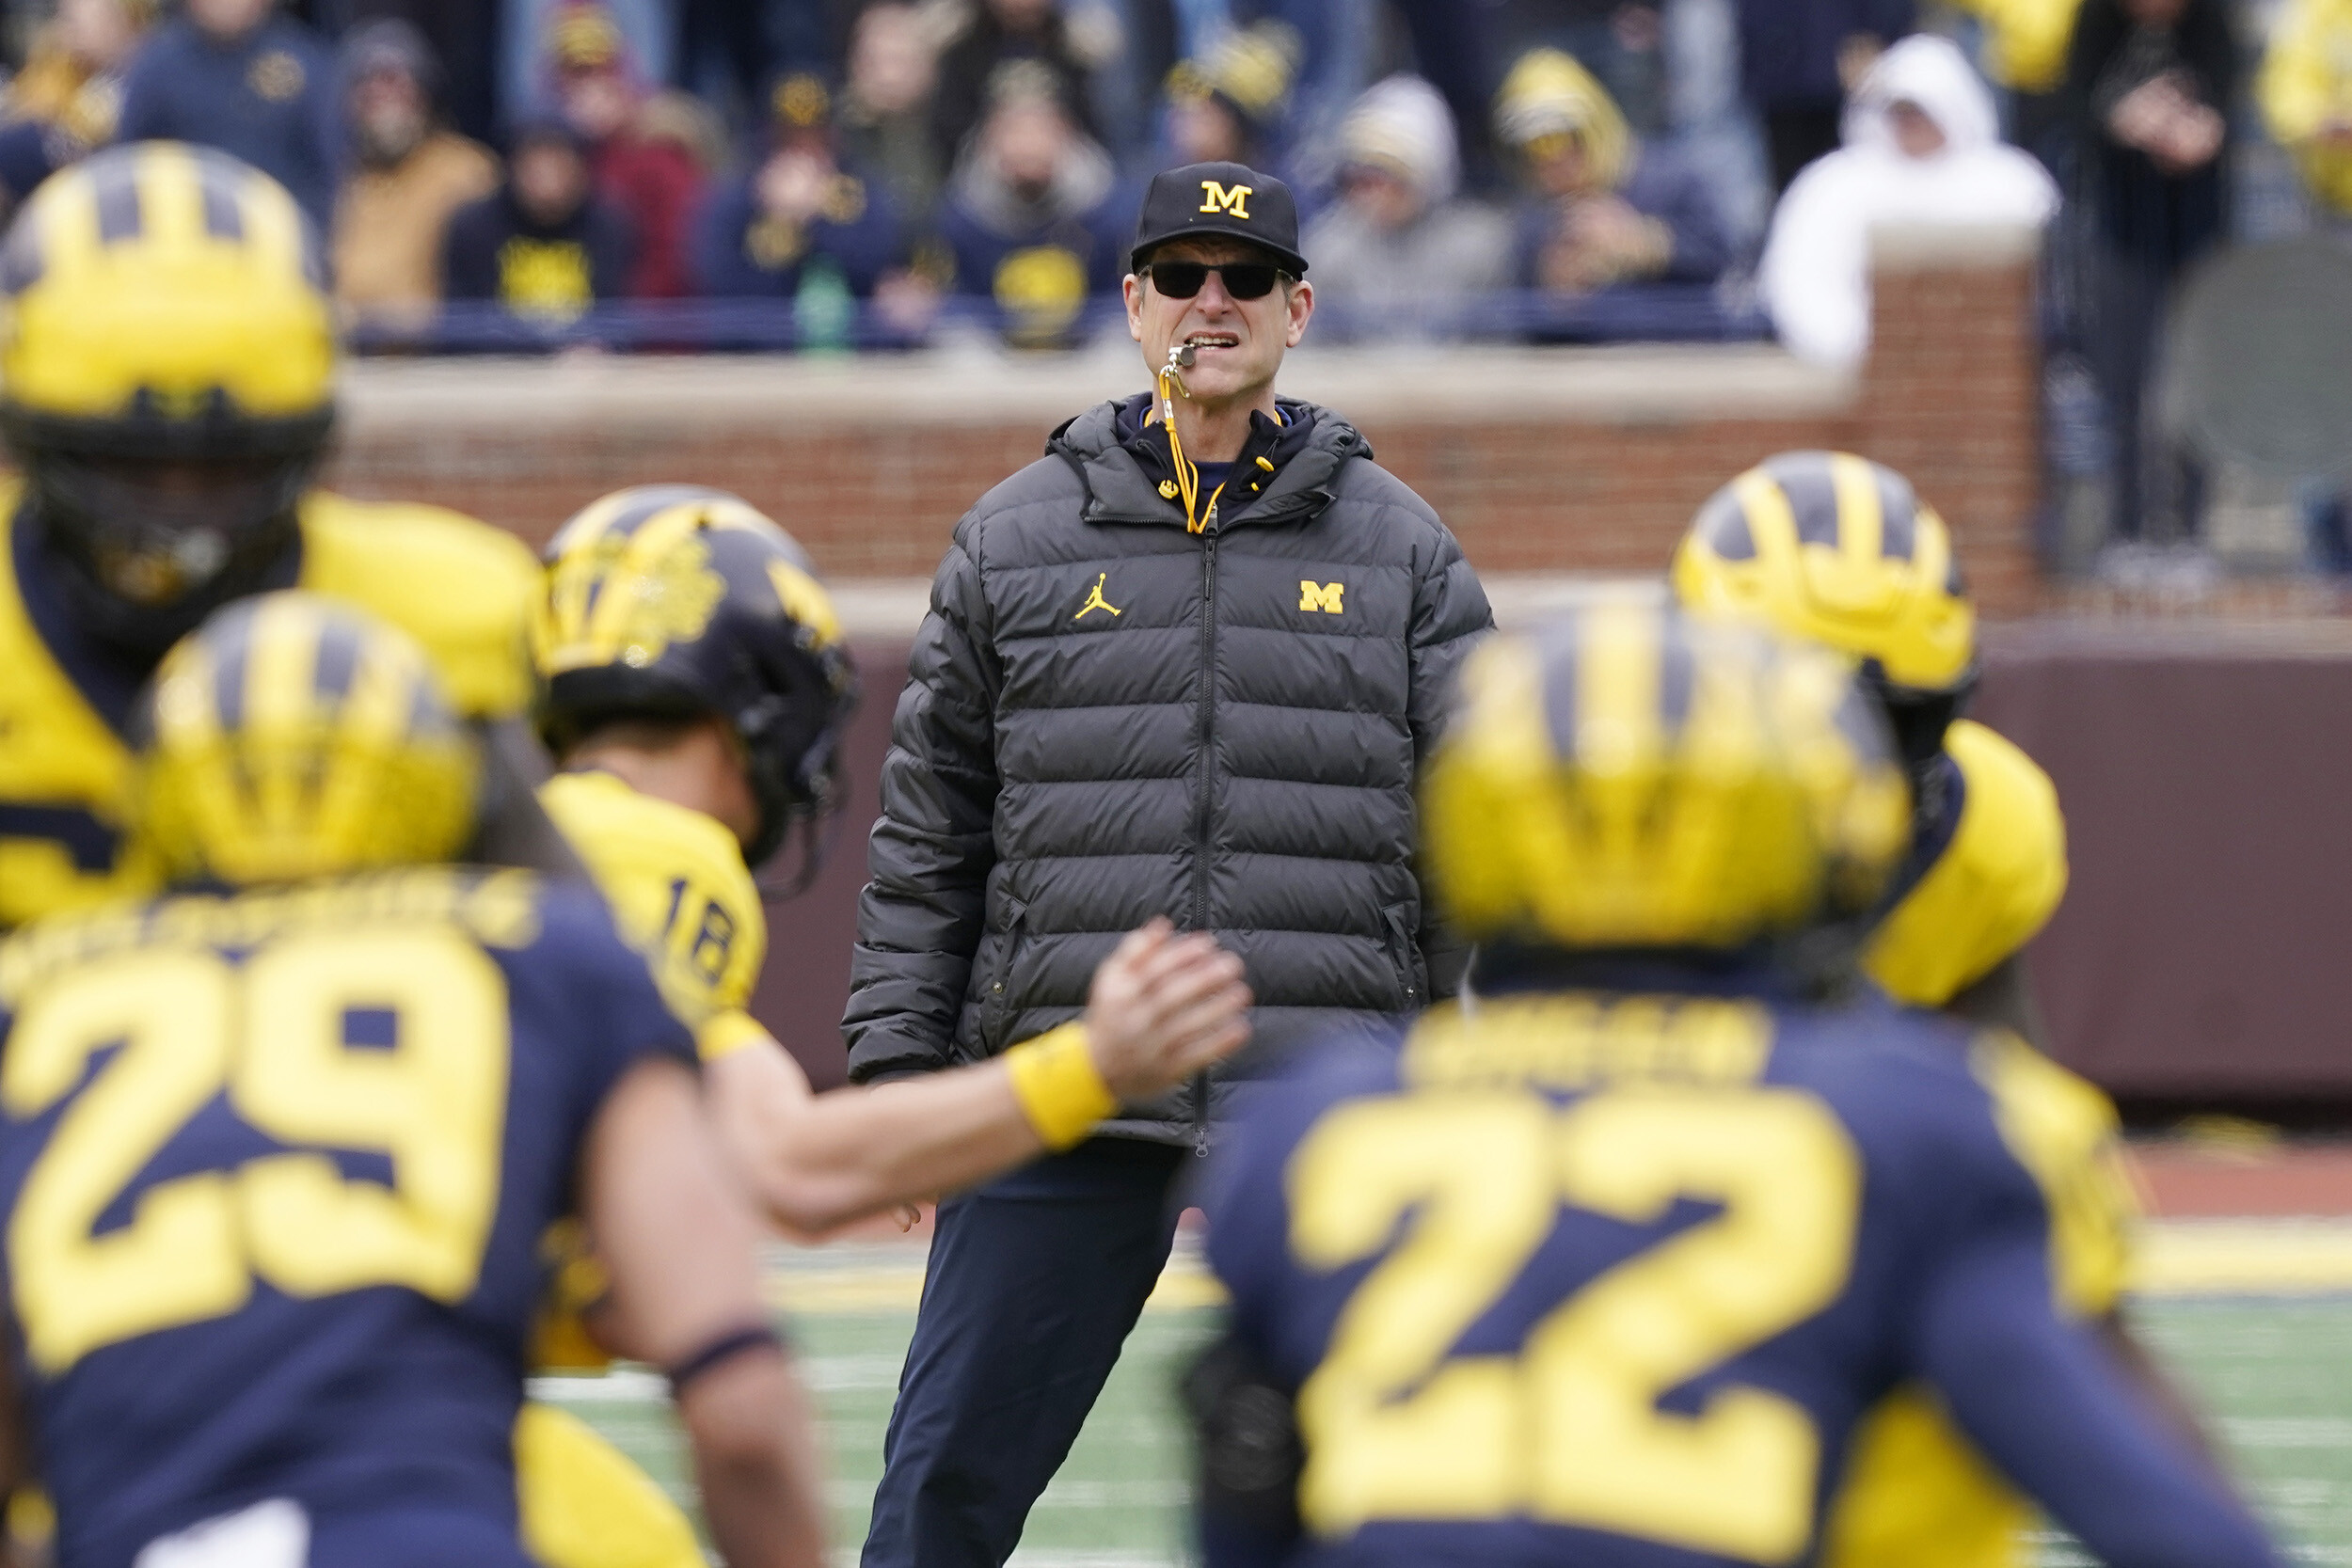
[842,393,1492,1144]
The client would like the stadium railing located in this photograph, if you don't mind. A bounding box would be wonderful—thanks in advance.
[347,287,1771,356]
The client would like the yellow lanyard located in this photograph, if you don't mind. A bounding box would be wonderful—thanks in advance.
[1156,360,1225,534]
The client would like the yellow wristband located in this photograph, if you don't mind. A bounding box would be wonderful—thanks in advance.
[696,1009,771,1062]
[1003,1023,1118,1149]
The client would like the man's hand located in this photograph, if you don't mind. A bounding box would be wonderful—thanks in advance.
[756,150,834,225]
[1542,198,1672,293]
[1083,919,1252,1101]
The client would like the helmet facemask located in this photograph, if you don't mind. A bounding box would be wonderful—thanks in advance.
[7,399,331,657]
[1858,658,1979,805]
[736,641,852,881]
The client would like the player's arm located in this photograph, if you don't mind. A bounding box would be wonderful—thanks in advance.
[711,920,1250,1235]
[581,1055,827,1568]
[1914,1211,2282,1567]
[2094,1308,2229,1470]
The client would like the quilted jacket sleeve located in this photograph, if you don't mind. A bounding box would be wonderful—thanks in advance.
[1406,519,1493,1000]
[842,520,1003,1081]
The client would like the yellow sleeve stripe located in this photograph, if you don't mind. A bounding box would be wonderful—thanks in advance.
[697,1009,772,1062]
[1972,1034,2140,1317]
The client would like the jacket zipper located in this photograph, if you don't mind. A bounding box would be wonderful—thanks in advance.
[1190,518,1219,1155]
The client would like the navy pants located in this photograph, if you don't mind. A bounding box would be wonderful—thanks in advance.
[862,1137,1190,1568]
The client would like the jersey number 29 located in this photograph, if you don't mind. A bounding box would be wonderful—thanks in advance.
[5,927,509,1373]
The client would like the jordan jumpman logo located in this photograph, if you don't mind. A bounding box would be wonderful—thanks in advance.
[1074,573,1122,621]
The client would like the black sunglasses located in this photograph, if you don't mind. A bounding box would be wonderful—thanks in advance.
[1145,261,1286,300]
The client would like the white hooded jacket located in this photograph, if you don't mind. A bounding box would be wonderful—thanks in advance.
[1759,36,2058,366]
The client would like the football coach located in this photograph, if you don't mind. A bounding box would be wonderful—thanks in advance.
[844,159,1493,1567]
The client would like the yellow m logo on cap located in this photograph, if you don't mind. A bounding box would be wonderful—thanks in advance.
[1299,580,1344,614]
[1199,181,1253,218]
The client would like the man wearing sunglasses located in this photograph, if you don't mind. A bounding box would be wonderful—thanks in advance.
[845,159,1493,1568]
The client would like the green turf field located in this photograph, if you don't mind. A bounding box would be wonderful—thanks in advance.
[543,1239,2352,1565]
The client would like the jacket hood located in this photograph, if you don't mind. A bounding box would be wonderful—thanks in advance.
[1338,74,1460,206]
[1495,48,1633,190]
[1841,35,2000,156]
[1049,395,1368,529]
[948,130,1117,238]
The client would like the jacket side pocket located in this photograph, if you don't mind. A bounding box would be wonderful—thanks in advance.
[1382,903,1427,1014]
[978,895,1030,1057]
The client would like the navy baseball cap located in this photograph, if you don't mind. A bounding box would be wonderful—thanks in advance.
[1129,161,1307,277]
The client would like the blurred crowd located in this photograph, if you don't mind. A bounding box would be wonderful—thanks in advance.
[1,0,2350,563]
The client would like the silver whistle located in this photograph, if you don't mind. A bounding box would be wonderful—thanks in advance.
[1163,341,1195,403]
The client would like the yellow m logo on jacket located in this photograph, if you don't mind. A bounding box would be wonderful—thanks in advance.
[1299,580,1344,614]
[1199,181,1254,218]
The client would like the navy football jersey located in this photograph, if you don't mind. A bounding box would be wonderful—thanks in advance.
[1203,978,2280,1568]
[0,867,695,1568]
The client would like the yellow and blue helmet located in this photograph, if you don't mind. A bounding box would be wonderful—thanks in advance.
[135,592,480,887]
[533,484,860,869]
[0,143,336,651]
[1674,451,1975,770]
[1422,600,1911,958]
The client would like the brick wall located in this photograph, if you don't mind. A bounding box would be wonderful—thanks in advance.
[327,224,2046,612]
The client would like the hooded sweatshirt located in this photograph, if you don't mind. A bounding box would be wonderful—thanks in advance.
[1300,74,1513,333]
[1759,35,2058,366]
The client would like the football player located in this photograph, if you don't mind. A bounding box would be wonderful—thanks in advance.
[531,484,1255,1232]
[0,594,824,1568]
[1672,451,2161,1566]
[1191,604,2282,1568]
[0,140,563,935]
[0,140,728,1568]
[1674,451,2060,1030]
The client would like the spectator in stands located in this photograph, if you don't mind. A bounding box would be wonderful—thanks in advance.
[1496,48,1730,302]
[334,20,500,334]
[1758,35,2057,366]
[937,61,1131,347]
[932,0,1106,167]
[545,0,713,300]
[442,119,632,333]
[1948,0,2085,167]
[2258,0,2352,571]
[2262,0,2352,218]
[1299,74,1513,337]
[322,0,500,144]
[115,0,341,229]
[0,0,152,208]
[693,72,942,345]
[498,0,675,131]
[2064,0,2231,557]
[675,0,832,125]
[1263,0,1509,192]
[839,2,946,225]
[1160,21,1298,174]
[1737,0,1915,192]
[1501,0,1669,135]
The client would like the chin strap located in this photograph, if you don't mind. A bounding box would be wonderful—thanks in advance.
[754,792,850,904]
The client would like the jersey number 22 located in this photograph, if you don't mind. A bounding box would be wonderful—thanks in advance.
[1289,1087,1861,1561]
